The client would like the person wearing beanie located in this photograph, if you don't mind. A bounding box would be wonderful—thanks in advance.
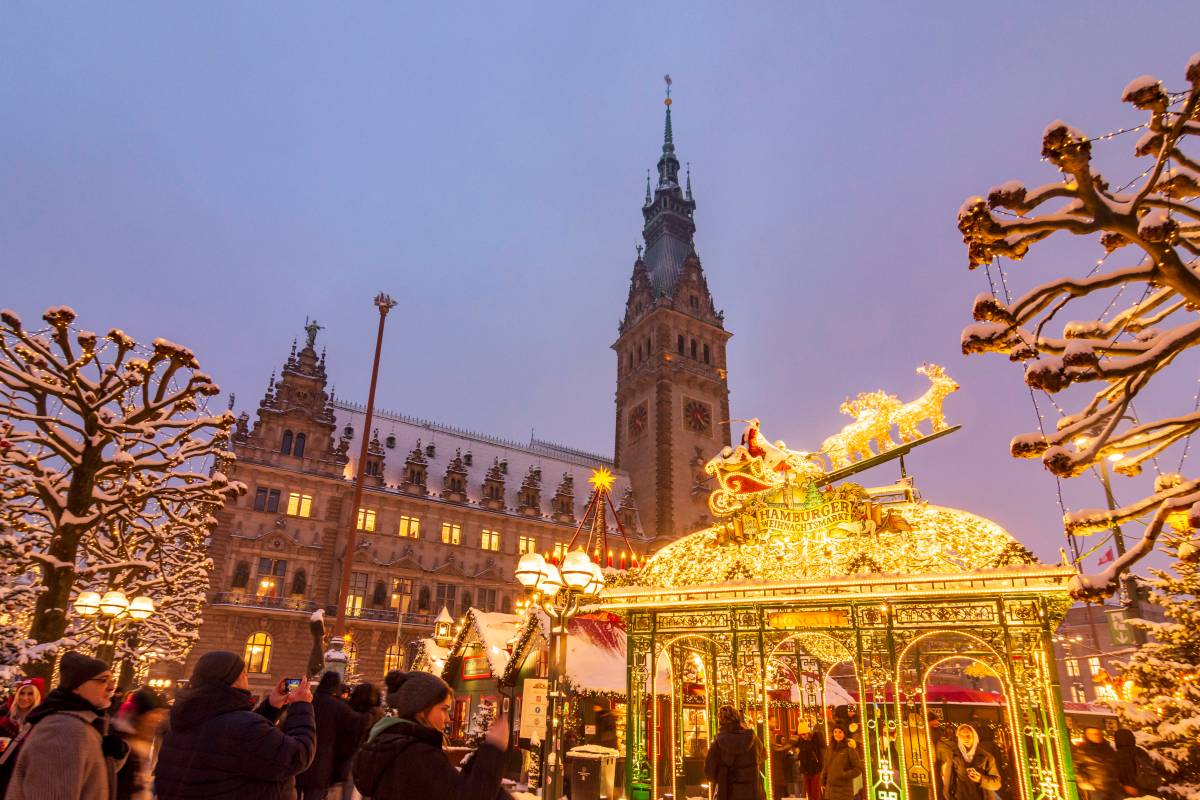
[153,650,316,800]
[352,670,512,800]
[821,725,863,800]
[704,704,766,800]
[3,650,128,800]
[113,688,168,800]
[294,672,365,800]
[0,678,44,738]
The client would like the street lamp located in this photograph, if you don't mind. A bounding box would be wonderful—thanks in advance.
[515,548,605,800]
[73,589,156,665]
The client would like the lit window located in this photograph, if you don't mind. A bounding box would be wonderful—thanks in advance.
[357,508,377,532]
[481,530,500,551]
[1096,684,1117,701]
[390,578,413,611]
[1072,685,1087,703]
[286,492,313,517]
[1087,657,1102,677]
[398,515,420,538]
[441,522,461,545]
[552,542,567,561]
[1065,659,1080,678]
[346,572,367,616]
[244,632,272,673]
[518,535,537,555]
[383,643,402,674]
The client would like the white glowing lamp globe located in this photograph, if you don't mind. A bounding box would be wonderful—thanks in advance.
[560,550,595,591]
[515,552,547,589]
[585,561,605,597]
[539,563,564,596]
[73,591,102,617]
[127,595,156,621]
[98,590,129,617]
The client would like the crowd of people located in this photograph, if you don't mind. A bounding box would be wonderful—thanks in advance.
[0,650,1167,800]
[704,707,1161,800]
[0,649,511,800]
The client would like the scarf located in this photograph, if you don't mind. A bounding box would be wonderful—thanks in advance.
[958,740,977,763]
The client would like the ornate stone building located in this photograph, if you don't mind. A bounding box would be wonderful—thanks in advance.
[177,332,639,693]
[613,98,732,545]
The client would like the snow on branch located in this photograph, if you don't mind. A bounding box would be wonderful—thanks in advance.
[0,306,245,678]
[957,54,1200,600]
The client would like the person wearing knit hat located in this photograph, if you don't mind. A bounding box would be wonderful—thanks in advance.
[353,671,512,800]
[3,650,127,800]
[154,651,316,800]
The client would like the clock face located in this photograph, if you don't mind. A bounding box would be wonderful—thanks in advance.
[683,398,712,434]
[628,402,649,439]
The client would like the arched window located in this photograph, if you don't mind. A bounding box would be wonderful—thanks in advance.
[281,430,294,455]
[294,433,306,458]
[383,643,402,674]
[290,569,307,597]
[417,586,431,612]
[232,561,250,589]
[244,632,272,673]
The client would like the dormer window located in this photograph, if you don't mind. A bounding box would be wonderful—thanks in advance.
[281,430,294,455]
[343,425,354,439]
[385,434,396,449]
[294,433,306,458]
[425,443,436,458]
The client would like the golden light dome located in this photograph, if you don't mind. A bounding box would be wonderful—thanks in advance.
[633,503,1035,589]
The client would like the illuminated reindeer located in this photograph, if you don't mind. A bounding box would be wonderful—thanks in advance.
[891,363,959,442]
[820,392,901,469]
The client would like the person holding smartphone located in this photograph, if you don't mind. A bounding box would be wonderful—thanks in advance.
[946,724,1001,800]
[153,651,316,800]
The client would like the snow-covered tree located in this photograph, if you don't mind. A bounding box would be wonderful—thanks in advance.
[0,306,244,679]
[1105,537,1199,800]
[957,53,1200,599]
[466,697,497,748]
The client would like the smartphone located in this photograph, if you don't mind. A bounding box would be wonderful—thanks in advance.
[283,678,302,693]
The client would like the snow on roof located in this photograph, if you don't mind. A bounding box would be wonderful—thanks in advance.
[564,615,628,694]
[470,610,522,676]
[411,637,450,673]
[334,401,637,525]
[436,607,454,624]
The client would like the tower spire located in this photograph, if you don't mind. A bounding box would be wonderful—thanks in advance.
[656,75,681,189]
[686,162,692,201]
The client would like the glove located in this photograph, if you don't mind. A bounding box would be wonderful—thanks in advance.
[102,734,130,761]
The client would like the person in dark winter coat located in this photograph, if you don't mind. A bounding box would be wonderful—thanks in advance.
[1112,729,1159,797]
[820,725,862,800]
[352,669,511,800]
[153,650,316,800]
[793,722,825,800]
[295,672,366,800]
[946,725,1001,800]
[704,705,766,800]
[1073,727,1123,800]
[4,652,128,800]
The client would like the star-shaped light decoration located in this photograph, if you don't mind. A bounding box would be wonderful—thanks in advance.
[588,467,615,494]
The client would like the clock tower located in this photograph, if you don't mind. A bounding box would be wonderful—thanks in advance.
[613,86,732,546]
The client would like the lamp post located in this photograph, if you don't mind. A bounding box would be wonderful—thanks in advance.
[515,549,604,800]
[73,590,156,668]
[331,292,397,672]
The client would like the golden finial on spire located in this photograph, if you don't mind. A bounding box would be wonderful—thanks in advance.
[664,73,673,106]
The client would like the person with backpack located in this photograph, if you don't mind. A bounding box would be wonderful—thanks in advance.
[704,705,766,800]
[352,670,511,800]
[2,651,129,800]
[1113,729,1160,798]
[153,650,316,800]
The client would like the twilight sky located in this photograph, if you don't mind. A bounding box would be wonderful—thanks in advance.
[3,2,1199,564]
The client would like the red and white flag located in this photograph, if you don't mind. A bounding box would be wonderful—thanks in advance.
[1097,547,1115,566]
